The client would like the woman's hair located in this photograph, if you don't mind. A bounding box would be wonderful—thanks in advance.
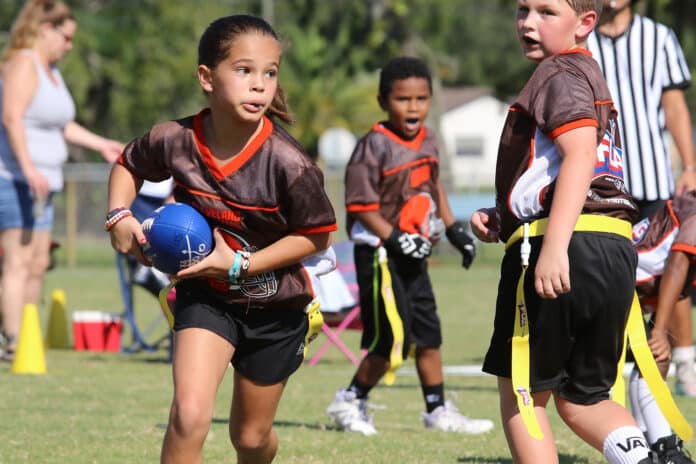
[198,15,293,124]
[1,0,74,62]
[378,56,432,99]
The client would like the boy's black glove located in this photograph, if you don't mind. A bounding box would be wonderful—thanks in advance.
[384,228,432,259]
[446,221,476,269]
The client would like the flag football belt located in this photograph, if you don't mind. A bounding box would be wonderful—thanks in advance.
[368,246,404,386]
[159,280,176,330]
[505,214,692,441]
[158,279,326,361]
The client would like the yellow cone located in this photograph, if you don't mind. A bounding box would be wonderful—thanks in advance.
[12,304,47,375]
[45,289,70,349]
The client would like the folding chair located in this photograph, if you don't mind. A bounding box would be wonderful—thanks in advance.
[116,253,172,355]
[308,241,363,366]
[116,189,174,356]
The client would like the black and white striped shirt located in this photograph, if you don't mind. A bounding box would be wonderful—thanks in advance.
[588,14,691,201]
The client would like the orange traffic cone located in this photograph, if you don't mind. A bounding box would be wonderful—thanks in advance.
[12,304,47,374]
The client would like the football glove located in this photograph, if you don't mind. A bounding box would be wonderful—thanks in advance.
[445,221,476,269]
[384,228,432,259]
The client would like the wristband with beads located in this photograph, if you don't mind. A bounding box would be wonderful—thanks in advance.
[105,208,133,231]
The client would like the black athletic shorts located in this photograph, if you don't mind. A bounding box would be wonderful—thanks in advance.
[173,283,308,385]
[354,244,441,359]
[482,231,637,405]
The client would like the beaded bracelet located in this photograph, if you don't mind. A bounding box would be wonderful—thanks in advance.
[104,208,133,231]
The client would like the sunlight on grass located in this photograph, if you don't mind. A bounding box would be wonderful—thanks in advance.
[0,242,693,463]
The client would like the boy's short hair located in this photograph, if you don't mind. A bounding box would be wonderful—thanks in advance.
[378,57,432,99]
[566,0,603,15]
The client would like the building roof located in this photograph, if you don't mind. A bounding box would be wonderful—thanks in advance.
[438,87,493,112]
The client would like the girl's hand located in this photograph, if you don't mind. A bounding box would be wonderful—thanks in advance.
[109,216,150,265]
[534,246,570,299]
[470,207,500,243]
[176,228,236,280]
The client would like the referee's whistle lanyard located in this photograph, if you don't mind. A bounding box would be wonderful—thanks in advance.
[506,215,692,442]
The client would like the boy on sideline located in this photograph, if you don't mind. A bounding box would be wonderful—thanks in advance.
[327,56,492,435]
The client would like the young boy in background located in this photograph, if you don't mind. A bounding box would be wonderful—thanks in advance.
[326,56,493,435]
[471,1,655,462]
[632,191,696,463]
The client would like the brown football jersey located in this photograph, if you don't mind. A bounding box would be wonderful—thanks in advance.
[344,122,441,239]
[119,109,337,310]
[634,192,696,308]
[495,49,638,242]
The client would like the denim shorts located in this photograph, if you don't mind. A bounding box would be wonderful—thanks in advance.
[0,176,54,231]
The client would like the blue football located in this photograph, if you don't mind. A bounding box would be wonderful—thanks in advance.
[141,203,213,275]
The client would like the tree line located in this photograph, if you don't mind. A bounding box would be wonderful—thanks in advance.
[0,0,694,160]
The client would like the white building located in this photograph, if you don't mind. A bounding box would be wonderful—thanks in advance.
[437,87,508,190]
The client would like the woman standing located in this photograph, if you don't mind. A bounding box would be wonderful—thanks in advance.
[0,0,123,361]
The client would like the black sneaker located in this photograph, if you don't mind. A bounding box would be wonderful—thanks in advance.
[651,434,694,464]
[639,451,662,464]
[0,332,16,363]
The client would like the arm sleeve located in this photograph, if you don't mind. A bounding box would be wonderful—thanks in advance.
[344,135,382,211]
[285,163,337,234]
[673,216,696,255]
[118,128,171,183]
[530,71,598,138]
[661,28,691,90]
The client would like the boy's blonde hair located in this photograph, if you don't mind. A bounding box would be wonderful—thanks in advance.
[2,0,74,62]
[567,0,603,15]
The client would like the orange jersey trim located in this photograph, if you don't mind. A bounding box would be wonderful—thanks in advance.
[372,122,427,152]
[295,223,338,234]
[671,243,696,256]
[176,182,280,212]
[383,157,438,177]
[301,265,316,299]
[548,118,598,140]
[666,199,679,226]
[636,275,657,285]
[193,109,273,180]
[347,203,380,212]
[559,48,592,58]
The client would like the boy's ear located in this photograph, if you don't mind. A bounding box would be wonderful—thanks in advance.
[576,10,598,40]
[377,94,387,112]
[197,65,213,93]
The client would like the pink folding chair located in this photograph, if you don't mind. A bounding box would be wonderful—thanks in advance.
[308,241,364,366]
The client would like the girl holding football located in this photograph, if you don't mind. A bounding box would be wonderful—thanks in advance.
[106,15,336,464]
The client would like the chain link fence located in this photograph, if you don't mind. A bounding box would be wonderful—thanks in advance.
[56,163,485,267]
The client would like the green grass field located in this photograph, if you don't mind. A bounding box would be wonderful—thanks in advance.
[0,240,694,463]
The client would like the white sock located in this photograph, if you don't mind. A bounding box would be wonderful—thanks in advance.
[634,376,672,443]
[672,345,695,364]
[603,426,650,464]
[673,345,696,384]
[628,368,646,433]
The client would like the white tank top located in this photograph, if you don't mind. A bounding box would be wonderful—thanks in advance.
[0,50,75,191]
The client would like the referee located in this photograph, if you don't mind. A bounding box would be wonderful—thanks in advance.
[588,0,696,220]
